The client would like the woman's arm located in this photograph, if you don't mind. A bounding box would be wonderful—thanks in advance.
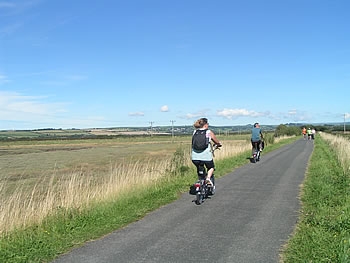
[210,130,221,146]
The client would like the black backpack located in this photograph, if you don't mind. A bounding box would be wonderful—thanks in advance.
[192,129,209,151]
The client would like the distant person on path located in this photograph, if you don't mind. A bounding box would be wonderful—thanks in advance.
[307,127,312,140]
[302,127,307,140]
[311,128,316,140]
[251,122,264,156]
[191,118,221,186]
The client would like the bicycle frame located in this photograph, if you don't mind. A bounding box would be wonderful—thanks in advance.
[193,144,219,205]
[194,164,216,205]
[252,142,261,163]
[194,167,208,205]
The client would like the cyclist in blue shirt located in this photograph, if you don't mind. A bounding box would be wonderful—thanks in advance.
[251,122,263,156]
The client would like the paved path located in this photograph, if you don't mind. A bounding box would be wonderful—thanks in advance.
[53,139,314,263]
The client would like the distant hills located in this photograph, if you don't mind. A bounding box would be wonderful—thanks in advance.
[1,122,349,140]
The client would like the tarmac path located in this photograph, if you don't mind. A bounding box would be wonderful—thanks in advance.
[52,139,314,263]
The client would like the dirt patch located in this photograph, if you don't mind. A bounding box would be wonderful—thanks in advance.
[89,130,170,136]
[89,129,150,136]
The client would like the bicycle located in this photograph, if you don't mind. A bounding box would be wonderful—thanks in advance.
[252,141,261,163]
[190,143,221,205]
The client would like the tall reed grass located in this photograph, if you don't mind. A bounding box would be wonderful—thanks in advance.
[0,158,173,235]
[0,140,253,235]
[319,132,350,174]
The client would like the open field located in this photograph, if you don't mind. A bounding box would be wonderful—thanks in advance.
[0,135,250,182]
[1,132,349,262]
[0,134,253,180]
[0,134,253,234]
[0,133,301,263]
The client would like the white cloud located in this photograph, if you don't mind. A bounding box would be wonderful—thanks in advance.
[0,91,106,129]
[0,2,16,8]
[39,80,67,86]
[216,108,264,119]
[65,74,88,81]
[0,0,41,14]
[160,105,169,112]
[288,109,297,115]
[284,109,310,122]
[128,112,144,117]
[0,74,10,84]
[185,113,201,119]
[345,113,350,119]
[182,109,210,120]
[37,73,87,86]
[0,91,67,122]
[0,22,23,36]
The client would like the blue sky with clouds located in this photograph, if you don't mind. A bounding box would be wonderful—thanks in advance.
[0,0,349,130]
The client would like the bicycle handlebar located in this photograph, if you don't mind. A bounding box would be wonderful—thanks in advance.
[212,143,222,151]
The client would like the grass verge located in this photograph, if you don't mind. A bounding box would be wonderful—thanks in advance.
[0,136,299,263]
[282,136,350,262]
[0,178,187,263]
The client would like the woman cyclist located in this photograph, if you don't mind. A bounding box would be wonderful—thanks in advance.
[191,118,221,186]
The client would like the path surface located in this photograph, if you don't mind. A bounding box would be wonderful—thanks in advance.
[52,139,314,263]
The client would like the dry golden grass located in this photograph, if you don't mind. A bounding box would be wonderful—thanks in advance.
[0,158,174,234]
[0,135,254,235]
[319,132,350,174]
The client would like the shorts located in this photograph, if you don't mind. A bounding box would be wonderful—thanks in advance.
[251,140,261,149]
[192,159,215,171]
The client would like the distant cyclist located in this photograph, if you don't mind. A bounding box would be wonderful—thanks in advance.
[251,122,264,156]
[311,128,316,140]
[302,127,307,140]
[191,118,221,186]
[307,127,312,140]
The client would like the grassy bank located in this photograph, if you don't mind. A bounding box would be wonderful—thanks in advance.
[282,134,350,262]
[0,136,298,263]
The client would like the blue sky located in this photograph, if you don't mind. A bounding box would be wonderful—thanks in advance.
[0,0,349,130]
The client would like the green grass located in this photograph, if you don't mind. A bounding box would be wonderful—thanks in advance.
[282,136,350,262]
[0,177,187,263]
[0,136,298,263]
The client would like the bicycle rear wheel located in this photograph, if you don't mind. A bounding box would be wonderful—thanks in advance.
[195,181,207,205]
[195,192,203,205]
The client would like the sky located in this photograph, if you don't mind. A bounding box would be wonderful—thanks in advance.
[0,0,349,130]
